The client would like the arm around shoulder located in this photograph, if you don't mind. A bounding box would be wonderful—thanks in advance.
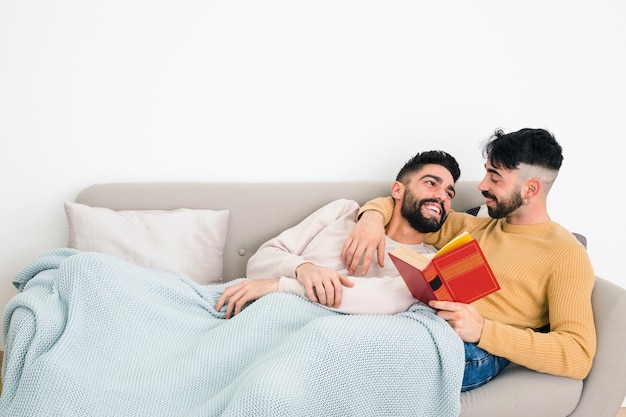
[357,196,394,225]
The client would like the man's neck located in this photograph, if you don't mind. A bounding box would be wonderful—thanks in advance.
[385,217,427,245]
[505,200,551,225]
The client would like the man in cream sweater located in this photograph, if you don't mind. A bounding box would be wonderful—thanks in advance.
[216,149,460,318]
[216,149,516,391]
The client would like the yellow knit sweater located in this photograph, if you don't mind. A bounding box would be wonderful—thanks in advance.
[360,197,596,379]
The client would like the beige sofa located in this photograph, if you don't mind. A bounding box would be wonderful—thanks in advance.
[71,180,626,417]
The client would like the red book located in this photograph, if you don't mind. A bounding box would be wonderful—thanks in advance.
[389,231,500,304]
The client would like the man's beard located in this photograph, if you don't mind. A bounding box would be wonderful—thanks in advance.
[401,191,446,233]
[482,188,524,219]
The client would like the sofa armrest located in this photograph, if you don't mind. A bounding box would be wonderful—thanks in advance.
[569,277,626,417]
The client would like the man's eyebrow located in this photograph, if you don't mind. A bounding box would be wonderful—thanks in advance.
[418,174,456,195]
[418,174,442,183]
[484,164,503,178]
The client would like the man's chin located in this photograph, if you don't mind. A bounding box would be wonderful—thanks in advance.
[415,221,443,233]
[420,208,442,223]
[486,207,506,219]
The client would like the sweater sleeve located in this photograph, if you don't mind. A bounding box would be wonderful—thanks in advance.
[278,276,418,315]
[357,196,394,224]
[247,199,359,279]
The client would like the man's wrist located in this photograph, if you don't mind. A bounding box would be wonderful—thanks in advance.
[295,262,313,278]
[356,209,385,221]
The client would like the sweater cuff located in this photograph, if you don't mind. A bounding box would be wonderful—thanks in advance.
[476,319,502,356]
[278,276,306,297]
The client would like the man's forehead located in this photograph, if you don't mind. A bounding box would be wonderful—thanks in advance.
[419,163,454,176]
[414,167,456,192]
[485,161,516,177]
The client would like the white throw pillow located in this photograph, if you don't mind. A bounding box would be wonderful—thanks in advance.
[65,202,229,284]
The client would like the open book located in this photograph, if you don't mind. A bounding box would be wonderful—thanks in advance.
[389,231,500,304]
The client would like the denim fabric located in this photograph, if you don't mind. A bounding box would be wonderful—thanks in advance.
[461,342,510,392]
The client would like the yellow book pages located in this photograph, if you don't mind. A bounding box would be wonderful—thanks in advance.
[434,231,472,258]
[391,245,431,270]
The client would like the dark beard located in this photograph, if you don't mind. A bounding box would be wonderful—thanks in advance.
[482,190,524,219]
[400,192,445,233]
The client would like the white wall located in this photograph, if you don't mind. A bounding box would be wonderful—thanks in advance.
[1,0,624,367]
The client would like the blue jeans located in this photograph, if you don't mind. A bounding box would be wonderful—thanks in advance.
[461,342,510,392]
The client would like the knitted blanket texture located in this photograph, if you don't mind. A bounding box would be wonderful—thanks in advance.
[1,249,463,416]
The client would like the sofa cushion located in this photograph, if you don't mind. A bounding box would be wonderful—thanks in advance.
[65,202,229,284]
[460,364,582,417]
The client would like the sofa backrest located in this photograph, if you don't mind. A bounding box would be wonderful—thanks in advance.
[75,181,484,281]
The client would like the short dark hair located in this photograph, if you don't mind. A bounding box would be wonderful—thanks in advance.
[396,150,461,184]
[482,128,563,171]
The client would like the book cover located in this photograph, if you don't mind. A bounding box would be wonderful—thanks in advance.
[389,232,500,304]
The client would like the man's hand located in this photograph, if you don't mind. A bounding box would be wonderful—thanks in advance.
[215,279,279,319]
[295,263,354,308]
[341,210,387,276]
[429,300,485,343]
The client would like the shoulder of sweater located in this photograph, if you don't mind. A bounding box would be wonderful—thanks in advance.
[548,223,589,250]
[316,199,360,215]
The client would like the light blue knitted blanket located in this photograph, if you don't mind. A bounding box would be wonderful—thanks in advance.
[1,249,464,417]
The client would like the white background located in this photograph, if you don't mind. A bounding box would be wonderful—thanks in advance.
[1,0,624,385]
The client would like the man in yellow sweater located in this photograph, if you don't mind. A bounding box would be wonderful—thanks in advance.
[342,128,596,383]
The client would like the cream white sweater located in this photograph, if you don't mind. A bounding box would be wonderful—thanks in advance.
[246,198,436,314]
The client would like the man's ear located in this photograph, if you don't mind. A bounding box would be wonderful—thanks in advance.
[391,181,404,200]
[524,178,541,201]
